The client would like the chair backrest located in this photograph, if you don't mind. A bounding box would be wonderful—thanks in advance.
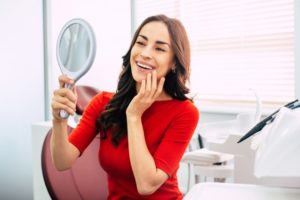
[41,85,108,200]
[75,85,100,115]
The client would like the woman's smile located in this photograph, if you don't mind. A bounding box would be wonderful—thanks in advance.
[135,61,156,75]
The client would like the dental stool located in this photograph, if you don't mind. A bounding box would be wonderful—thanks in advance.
[182,148,234,191]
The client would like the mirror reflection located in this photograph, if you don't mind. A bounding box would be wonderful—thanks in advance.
[59,23,91,72]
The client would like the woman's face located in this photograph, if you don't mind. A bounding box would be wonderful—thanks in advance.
[130,21,175,85]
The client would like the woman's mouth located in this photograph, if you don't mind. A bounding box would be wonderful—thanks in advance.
[136,62,155,71]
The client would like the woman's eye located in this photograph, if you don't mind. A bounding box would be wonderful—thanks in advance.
[136,41,145,46]
[156,47,165,52]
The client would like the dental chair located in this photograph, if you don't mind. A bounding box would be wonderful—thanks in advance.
[41,85,108,200]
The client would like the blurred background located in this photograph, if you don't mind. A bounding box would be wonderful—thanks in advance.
[0,0,299,199]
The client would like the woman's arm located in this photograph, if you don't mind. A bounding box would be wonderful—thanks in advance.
[50,120,80,171]
[126,71,168,195]
[127,116,168,195]
[50,75,80,171]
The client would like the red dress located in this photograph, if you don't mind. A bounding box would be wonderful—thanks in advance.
[69,91,199,200]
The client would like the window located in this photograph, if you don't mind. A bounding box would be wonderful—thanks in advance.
[134,0,295,111]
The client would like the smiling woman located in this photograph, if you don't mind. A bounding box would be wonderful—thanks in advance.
[51,14,199,200]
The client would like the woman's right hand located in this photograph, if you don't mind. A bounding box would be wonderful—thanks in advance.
[51,75,77,122]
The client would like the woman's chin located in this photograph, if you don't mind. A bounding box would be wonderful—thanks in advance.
[132,74,146,83]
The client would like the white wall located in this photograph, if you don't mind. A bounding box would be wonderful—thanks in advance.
[46,0,132,119]
[0,0,131,199]
[295,0,300,99]
[0,1,44,200]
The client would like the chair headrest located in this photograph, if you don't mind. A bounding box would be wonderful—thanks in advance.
[75,85,100,115]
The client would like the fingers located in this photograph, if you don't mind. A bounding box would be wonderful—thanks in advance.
[126,71,165,117]
[136,79,146,99]
[58,75,74,88]
[153,77,165,99]
[52,95,76,115]
[52,76,77,120]
[53,88,77,102]
[72,85,78,101]
[146,73,152,95]
[137,70,164,101]
[150,70,157,97]
[52,89,77,114]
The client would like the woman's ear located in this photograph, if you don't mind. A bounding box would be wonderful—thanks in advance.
[170,61,176,73]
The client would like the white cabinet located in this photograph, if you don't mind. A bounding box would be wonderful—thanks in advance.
[32,121,52,200]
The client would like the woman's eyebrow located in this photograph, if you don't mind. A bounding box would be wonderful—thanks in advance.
[138,34,170,48]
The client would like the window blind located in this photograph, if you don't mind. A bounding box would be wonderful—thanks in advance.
[134,0,295,106]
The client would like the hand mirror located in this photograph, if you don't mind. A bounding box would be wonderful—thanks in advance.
[56,18,96,119]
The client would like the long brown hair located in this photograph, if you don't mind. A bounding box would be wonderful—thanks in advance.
[96,14,191,146]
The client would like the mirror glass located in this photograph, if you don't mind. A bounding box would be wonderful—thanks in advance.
[57,18,96,82]
[59,23,91,72]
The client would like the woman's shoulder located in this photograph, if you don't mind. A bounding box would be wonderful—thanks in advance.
[99,91,114,99]
[159,99,199,128]
[89,91,115,108]
[154,98,199,117]
[176,99,199,116]
[167,98,198,110]
[92,91,114,99]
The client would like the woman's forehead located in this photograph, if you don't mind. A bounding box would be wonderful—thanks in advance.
[138,21,170,43]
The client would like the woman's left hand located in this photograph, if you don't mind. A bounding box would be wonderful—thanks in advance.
[126,70,165,118]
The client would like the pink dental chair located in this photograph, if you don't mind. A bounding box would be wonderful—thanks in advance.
[41,85,108,200]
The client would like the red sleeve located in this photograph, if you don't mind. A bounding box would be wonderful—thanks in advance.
[154,101,199,177]
[68,92,110,154]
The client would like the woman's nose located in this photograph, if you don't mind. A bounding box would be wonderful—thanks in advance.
[140,46,153,59]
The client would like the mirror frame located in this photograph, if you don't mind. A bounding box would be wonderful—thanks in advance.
[56,18,96,82]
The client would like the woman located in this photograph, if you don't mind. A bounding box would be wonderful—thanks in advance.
[51,14,199,199]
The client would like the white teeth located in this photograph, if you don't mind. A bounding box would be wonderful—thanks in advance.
[137,62,153,70]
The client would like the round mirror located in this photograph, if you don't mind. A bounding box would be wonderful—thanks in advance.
[56,18,96,118]
[57,18,96,81]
